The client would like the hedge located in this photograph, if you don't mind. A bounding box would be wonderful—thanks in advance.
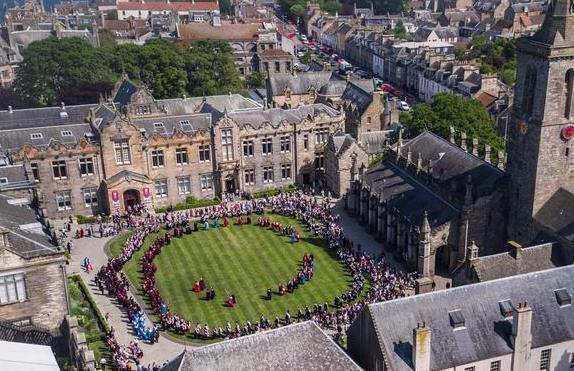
[154,196,221,214]
[252,184,298,199]
[76,215,96,224]
[69,274,111,333]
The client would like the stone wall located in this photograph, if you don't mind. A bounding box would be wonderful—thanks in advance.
[0,249,68,335]
[63,315,97,371]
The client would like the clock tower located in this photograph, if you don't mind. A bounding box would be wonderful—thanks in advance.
[507,0,574,244]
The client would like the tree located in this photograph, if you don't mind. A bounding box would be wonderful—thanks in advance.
[105,10,118,20]
[219,0,233,15]
[246,72,266,88]
[393,20,407,39]
[183,40,244,96]
[14,37,116,106]
[290,3,306,17]
[401,93,504,151]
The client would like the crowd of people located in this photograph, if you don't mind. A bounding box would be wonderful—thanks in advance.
[88,189,417,368]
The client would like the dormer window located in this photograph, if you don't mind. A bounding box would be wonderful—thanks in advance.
[30,133,43,140]
[61,130,73,137]
[153,122,165,133]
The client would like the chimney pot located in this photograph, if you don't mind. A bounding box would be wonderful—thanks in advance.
[8,106,13,113]
[413,324,431,371]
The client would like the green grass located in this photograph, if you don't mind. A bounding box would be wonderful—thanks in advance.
[109,214,353,342]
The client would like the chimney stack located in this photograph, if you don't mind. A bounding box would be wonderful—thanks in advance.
[460,132,467,152]
[511,301,532,371]
[484,144,491,163]
[8,106,13,114]
[508,241,522,260]
[449,126,455,144]
[498,151,505,170]
[413,323,431,371]
[0,227,9,248]
[472,138,479,156]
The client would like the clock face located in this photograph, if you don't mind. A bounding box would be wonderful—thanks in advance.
[562,124,574,141]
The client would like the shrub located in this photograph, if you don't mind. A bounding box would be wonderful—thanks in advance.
[76,215,96,224]
[155,196,221,213]
[69,274,111,333]
[252,185,298,199]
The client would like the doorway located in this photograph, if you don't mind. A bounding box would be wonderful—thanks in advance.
[225,176,236,194]
[123,189,140,211]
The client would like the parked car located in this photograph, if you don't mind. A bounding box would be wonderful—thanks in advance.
[398,101,411,111]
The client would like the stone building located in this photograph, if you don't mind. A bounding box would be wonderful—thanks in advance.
[347,265,574,371]
[328,130,507,291]
[266,71,333,108]
[0,195,68,340]
[0,78,344,217]
[161,321,361,371]
[506,0,574,262]
[255,49,297,76]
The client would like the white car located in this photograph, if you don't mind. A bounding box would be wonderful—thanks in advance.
[398,101,411,111]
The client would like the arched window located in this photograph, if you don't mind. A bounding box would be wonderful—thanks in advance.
[522,66,537,118]
[565,69,574,120]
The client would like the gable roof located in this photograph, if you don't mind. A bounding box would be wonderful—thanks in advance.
[176,22,261,41]
[268,71,333,95]
[117,1,219,12]
[534,187,574,243]
[361,265,574,371]
[162,321,361,371]
[341,81,375,115]
[400,131,504,197]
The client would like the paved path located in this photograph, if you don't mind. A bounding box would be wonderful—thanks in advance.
[64,227,185,367]
[59,199,408,365]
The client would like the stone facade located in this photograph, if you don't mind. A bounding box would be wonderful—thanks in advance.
[0,79,344,217]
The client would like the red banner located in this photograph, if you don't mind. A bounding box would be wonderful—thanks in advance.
[143,187,151,199]
[111,190,119,202]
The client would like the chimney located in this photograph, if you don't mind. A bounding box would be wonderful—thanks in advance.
[413,323,431,371]
[7,105,13,114]
[0,227,9,248]
[484,144,491,163]
[511,302,532,371]
[60,101,66,110]
[472,138,479,156]
[498,151,505,170]
[449,126,455,144]
[460,132,467,152]
[508,241,522,260]
[417,152,423,173]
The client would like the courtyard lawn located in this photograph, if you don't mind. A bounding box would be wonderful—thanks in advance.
[109,214,354,342]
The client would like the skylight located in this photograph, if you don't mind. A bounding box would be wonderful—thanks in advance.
[30,133,43,140]
[61,130,73,137]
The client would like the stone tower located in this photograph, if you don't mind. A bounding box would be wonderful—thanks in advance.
[506,0,574,244]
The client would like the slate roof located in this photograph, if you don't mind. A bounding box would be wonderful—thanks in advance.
[364,161,459,228]
[0,195,60,258]
[534,187,574,243]
[400,131,504,197]
[161,321,361,371]
[133,113,212,136]
[362,265,574,371]
[268,71,333,95]
[331,132,355,156]
[117,1,219,11]
[341,81,374,115]
[318,79,348,98]
[358,131,390,155]
[511,1,544,13]
[471,242,565,282]
[0,165,29,184]
[228,104,340,129]
[0,104,94,131]
[0,122,95,151]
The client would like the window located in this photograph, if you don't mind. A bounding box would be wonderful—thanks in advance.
[263,166,274,183]
[280,135,291,153]
[281,164,291,180]
[221,129,234,161]
[367,116,372,124]
[30,133,43,140]
[61,130,73,137]
[315,153,325,170]
[180,120,193,132]
[114,140,131,165]
[243,140,254,157]
[490,360,501,371]
[83,188,98,207]
[286,61,292,71]
[303,134,309,151]
[200,174,213,191]
[79,157,94,177]
[151,150,165,168]
[565,69,574,119]
[176,148,188,165]
[154,178,168,197]
[275,61,281,73]
[0,273,27,304]
[31,163,39,182]
[570,352,574,368]
[262,138,273,155]
[286,90,291,99]
[464,367,475,371]
[522,65,537,118]
[153,122,165,132]
[199,144,211,162]
[0,177,7,184]
[244,169,255,185]
[52,160,67,179]
[56,191,72,211]
[540,349,551,371]
[315,128,329,145]
[177,176,191,195]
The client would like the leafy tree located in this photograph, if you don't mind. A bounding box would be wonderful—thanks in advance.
[401,93,504,151]
[318,0,340,14]
[461,36,517,85]
[300,52,313,65]
[98,29,117,48]
[105,10,118,20]
[290,3,306,17]
[183,40,243,96]
[393,20,407,39]
[354,0,405,14]
[246,72,266,88]
[14,37,116,106]
[219,0,233,15]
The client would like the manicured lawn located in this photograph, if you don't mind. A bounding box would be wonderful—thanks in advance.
[109,214,353,341]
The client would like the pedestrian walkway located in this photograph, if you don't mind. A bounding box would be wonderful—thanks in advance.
[65,228,185,366]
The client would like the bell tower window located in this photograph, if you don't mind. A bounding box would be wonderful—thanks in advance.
[565,69,574,120]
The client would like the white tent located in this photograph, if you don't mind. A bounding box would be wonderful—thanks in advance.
[0,341,59,371]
